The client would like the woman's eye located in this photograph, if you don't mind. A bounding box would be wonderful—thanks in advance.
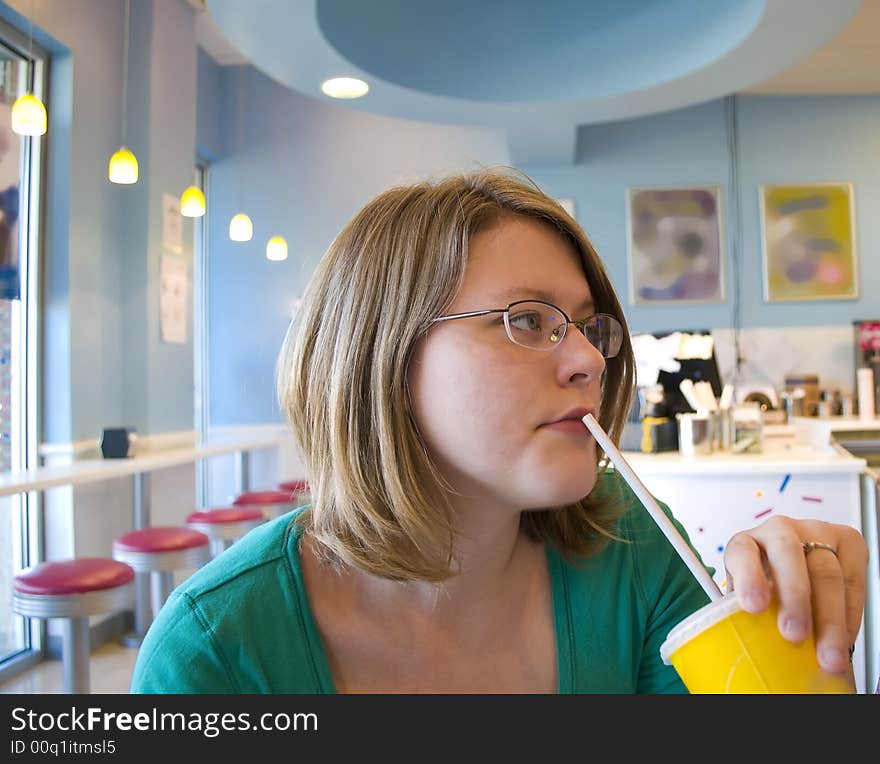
[509,312,542,332]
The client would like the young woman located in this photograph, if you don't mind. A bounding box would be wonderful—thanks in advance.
[131,169,867,693]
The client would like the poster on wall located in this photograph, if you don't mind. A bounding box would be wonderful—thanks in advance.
[626,185,725,305]
[160,255,187,344]
[759,182,858,302]
[162,193,183,255]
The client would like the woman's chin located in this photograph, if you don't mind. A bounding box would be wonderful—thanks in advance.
[522,472,599,509]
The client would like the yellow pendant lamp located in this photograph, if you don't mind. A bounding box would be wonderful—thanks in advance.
[11,93,46,136]
[266,236,288,261]
[180,185,206,217]
[109,0,138,184]
[108,147,138,184]
[229,213,253,242]
[12,5,47,136]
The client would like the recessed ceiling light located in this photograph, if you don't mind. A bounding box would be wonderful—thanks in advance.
[320,77,369,99]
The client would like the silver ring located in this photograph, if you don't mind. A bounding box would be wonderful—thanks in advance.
[802,540,838,558]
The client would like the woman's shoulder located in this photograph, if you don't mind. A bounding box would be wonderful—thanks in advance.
[131,510,328,693]
[177,511,301,601]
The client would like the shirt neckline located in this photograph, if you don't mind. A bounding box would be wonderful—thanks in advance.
[287,521,573,694]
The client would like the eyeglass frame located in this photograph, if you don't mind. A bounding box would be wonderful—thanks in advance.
[428,299,623,358]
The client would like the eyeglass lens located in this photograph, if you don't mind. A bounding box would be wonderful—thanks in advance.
[505,301,622,357]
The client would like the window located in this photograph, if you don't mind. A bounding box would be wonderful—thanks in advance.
[0,18,46,675]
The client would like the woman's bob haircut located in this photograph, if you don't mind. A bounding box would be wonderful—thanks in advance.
[277,167,636,582]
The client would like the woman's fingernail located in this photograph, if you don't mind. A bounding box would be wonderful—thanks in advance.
[744,591,766,611]
[820,647,846,668]
[783,617,807,640]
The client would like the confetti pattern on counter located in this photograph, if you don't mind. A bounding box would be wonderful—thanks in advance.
[802,496,822,503]
[754,508,773,519]
[779,474,791,493]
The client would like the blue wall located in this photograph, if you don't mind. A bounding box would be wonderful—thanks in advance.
[525,95,880,334]
[196,47,223,162]
[201,62,508,425]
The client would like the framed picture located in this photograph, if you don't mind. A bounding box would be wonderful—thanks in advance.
[626,185,725,305]
[759,182,858,302]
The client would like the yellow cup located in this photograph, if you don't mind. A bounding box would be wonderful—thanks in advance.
[659,591,853,693]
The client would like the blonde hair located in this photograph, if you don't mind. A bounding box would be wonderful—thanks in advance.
[277,167,635,581]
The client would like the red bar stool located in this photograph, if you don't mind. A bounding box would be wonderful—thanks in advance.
[112,527,210,635]
[233,489,301,520]
[186,507,265,557]
[12,558,135,693]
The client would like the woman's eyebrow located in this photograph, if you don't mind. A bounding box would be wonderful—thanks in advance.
[492,287,595,314]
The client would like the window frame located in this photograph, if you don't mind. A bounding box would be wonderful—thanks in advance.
[0,13,48,679]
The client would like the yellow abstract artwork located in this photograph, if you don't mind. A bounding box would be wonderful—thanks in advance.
[759,183,858,302]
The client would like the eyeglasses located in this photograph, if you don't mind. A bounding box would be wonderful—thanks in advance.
[430,299,624,358]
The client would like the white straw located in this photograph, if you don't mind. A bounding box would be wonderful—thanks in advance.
[582,413,722,602]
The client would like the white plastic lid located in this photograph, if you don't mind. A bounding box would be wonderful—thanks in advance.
[659,591,743,665]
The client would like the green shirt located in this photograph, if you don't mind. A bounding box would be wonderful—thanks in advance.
[130,473,711,693]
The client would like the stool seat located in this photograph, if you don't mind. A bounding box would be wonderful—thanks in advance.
[114,526,209,554]
[186,507,265,557]
[12,558,135,693]
[113,527,211,645]
[234,490,300,519]
[186,507,263,524]
[14,558,135,596]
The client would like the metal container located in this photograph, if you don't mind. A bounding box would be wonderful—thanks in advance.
[676,412,713,457]
[731,404,764,454]
[712,409,733,451]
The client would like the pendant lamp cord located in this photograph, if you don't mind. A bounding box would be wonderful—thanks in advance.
[237,65,244,205]
[27,0,33,91]
[122,0,130,145]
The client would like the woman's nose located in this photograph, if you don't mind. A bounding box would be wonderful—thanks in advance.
[560,322,606,378]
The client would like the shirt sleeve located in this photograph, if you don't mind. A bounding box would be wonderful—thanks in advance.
[129,589,238,694]
[626,494,714,694]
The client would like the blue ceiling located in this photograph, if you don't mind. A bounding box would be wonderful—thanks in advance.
[207,0,863,165]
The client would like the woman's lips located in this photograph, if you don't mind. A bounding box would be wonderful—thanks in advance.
[541,419,591,434]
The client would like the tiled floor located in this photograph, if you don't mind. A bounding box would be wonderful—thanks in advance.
[0,642,138,694]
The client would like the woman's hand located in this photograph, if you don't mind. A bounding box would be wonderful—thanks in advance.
[723,515,868,677]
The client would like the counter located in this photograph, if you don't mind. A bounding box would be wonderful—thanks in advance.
[621,439,865,476]
[0,431,287,499]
